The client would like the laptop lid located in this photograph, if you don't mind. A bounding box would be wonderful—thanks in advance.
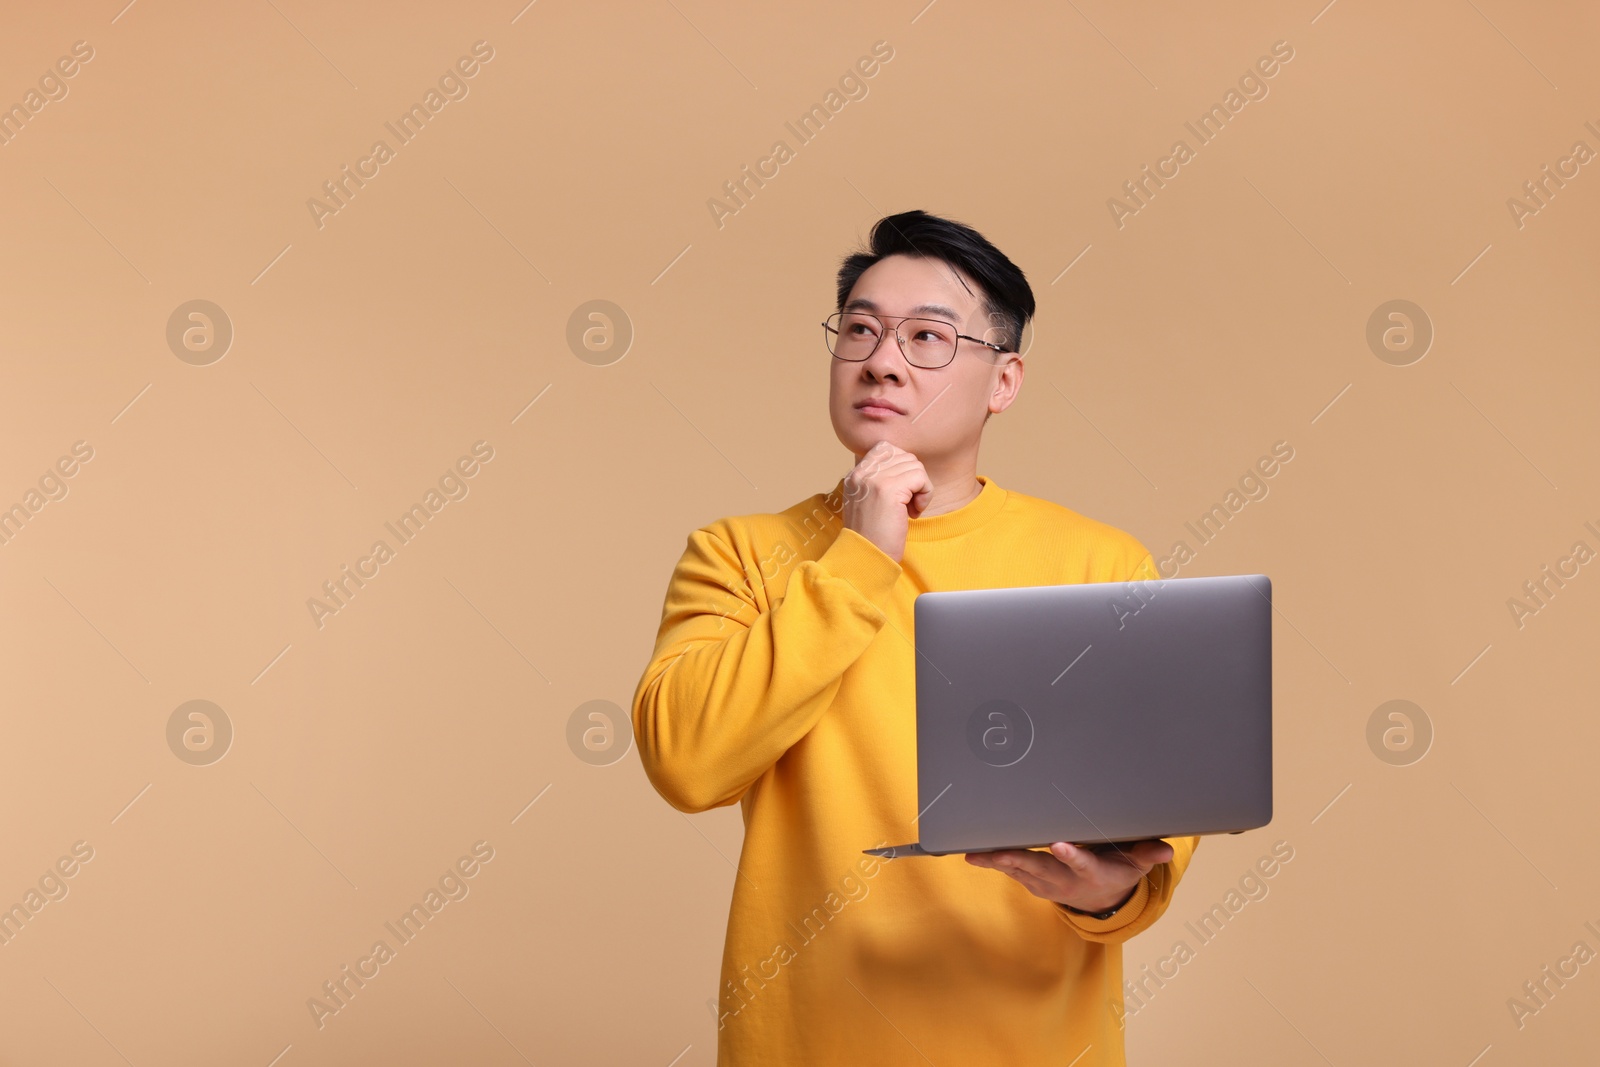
[873,573,1273,857]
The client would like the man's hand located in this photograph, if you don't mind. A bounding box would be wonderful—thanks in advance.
[964,838,1174,913]
[841,440,934,564]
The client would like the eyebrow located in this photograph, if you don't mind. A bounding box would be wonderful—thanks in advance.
[843,297,964,324]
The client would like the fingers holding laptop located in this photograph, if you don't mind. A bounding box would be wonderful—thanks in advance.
[964,838,1175,912]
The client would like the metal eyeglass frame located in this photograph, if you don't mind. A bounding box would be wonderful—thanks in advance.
[822,311,1010,369]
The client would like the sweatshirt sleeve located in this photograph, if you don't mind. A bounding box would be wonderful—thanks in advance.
[631,524,903,813]
[1125,543,1161,583]
[1056,834,1200,943]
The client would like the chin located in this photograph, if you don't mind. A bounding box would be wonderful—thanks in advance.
[846,429,904,457]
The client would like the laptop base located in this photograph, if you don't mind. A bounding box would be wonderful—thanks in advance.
[865,830,1246,859]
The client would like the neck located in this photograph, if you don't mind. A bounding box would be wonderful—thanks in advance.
[921,473,983,517]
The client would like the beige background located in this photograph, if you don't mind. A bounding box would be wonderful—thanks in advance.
[2,0,1596,1063]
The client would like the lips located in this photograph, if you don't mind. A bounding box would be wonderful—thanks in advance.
[855,397,905,415]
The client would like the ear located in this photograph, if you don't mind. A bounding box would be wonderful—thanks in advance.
[989,355,1024,415]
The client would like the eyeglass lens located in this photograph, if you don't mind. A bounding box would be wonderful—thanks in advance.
[827,312,958,367]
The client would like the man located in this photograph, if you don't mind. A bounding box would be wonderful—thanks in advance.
[631,209,1199,1065]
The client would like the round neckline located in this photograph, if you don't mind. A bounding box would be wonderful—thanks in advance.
[823,473,1007,544]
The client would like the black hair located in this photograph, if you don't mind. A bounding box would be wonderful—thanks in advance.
[833,209,1036,355]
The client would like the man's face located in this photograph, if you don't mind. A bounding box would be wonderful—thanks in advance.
[828,253,1022,462]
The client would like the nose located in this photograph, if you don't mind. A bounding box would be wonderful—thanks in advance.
[861,322,910,379]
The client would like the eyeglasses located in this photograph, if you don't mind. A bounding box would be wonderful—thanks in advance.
[822,310,1009,369]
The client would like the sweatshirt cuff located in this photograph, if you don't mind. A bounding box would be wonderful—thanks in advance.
[1055,875,1150,935]
[815,527,903,610]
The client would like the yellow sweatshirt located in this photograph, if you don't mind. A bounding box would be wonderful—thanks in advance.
[632,473,1200,1066]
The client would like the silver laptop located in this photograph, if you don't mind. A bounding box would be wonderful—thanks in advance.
[864,573,1272,858]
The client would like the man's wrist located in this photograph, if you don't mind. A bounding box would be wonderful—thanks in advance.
[1059,882,1139,920]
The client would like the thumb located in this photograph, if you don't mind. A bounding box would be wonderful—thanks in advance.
[1136,838,1176,867]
